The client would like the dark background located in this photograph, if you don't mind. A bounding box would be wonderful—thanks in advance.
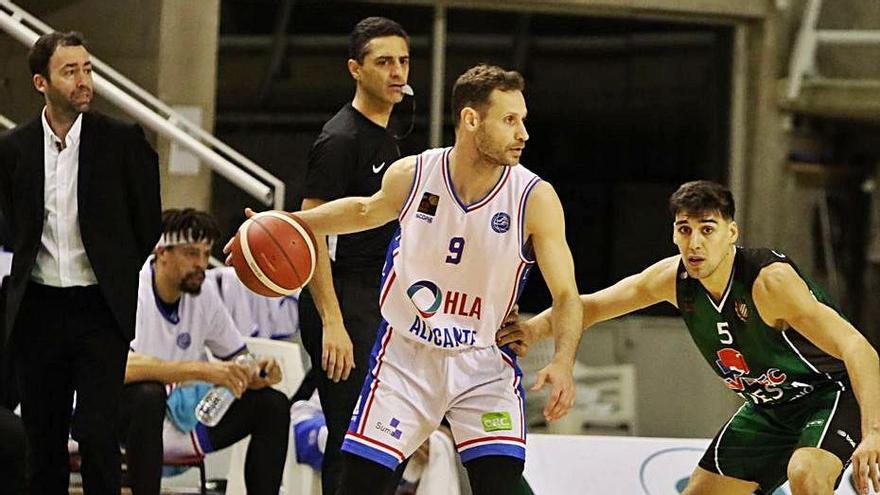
[213,0,732,314]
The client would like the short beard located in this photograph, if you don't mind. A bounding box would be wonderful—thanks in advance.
[474,128,509,167]
[48,87,89,116]
[179,272,204,295]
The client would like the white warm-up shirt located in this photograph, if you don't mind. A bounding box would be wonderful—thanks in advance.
[131,257,245,361]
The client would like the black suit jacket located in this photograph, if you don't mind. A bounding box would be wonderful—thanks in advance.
[0,111,161,343]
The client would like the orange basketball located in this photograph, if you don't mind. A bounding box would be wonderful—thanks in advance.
[230,211,318,297]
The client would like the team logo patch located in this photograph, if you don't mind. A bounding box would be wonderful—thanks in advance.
[491,212,511,233]
[406,280,443,318]
[716,348,749,376]
[481,411,513,432]
[176,332,191,350]
[417,192,440,216]
[734,299,750,322]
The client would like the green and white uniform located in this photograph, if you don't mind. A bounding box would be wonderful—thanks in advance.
[676,247,860,493]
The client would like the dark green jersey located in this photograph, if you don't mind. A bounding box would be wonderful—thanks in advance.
[676,247,848,406]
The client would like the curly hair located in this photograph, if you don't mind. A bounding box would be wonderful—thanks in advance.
[160,208,221,245]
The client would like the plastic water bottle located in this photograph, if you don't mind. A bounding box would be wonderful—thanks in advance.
[195,353,258,427]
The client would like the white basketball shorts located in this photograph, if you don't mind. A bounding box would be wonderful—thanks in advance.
[341,321,526,469]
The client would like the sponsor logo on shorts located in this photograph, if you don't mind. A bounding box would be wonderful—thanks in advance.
[491,212,510,234]
[837,429,856,448]
[176,332,191,350]
[481,412,513,432]
[375,417,403,440]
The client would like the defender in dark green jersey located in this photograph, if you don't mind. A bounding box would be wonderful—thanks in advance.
[499,181,880,494]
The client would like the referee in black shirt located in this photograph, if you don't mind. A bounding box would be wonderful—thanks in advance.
[298,17,411,495]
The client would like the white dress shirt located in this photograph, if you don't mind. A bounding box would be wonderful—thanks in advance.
[31,108,97,287]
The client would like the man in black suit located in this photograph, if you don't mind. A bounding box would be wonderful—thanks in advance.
[0,32,161,494]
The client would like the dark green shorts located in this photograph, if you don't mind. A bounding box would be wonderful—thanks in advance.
[698,385,859,493]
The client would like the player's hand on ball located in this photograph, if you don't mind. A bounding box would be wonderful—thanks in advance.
[323,320,355,383]
[531,358,575,422]
[851,431,880,494]
[223,207,258,265]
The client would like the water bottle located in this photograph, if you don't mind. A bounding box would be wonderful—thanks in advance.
[195,353,258,427]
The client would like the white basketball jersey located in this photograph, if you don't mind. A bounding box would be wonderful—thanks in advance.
[379,147,541,349]
[132,257,245,362]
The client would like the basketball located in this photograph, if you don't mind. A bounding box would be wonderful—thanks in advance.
[230,211,318,297]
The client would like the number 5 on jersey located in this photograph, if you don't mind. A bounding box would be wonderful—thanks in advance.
[446,237,465,264]
[717,322,733,344]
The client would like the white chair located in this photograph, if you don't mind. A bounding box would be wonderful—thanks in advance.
[224,337,321,495]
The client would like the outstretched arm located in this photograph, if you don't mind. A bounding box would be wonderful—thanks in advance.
[225,155,414,269]
[497,255,679,347]
[753,263,880,494]
[294,156,416,236]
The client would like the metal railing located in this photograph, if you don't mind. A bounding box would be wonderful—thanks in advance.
[0,0,284,208]
[0,113,14,130]
[786,0,880,101]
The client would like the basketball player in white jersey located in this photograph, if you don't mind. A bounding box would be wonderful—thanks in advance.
[227,64,582,495]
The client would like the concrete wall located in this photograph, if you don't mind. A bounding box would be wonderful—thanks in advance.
[154,0,219,210]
